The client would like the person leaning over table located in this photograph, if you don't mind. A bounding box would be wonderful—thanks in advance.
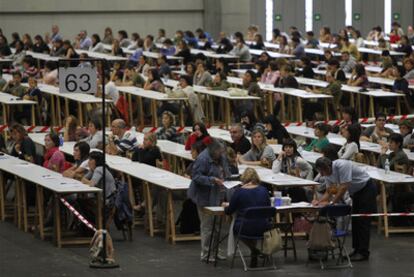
[338,123,361,160]
[377,133,409,171]
[230,123,251,155]
[313,157,377,262]
[106,119,137,156]
[238,128,276,168]
[360,112,394,143]
[63,141,90,180]
[187,139,231,261]
[304,123,330,153]
[222,167,271,268]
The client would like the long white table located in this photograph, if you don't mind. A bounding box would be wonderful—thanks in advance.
[0,91,37,126]
[0,153,102,247]
[117,86,187,127]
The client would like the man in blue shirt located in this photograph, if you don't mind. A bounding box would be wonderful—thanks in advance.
[314,157,377,262]
[76,30,92,50]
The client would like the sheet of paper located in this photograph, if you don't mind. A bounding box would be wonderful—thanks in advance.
[223,181,241,189]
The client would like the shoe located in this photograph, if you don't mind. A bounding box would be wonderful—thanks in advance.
[200,255,215,263]
[249,256,258,268]
[216,253,227,261]
[350,253,369,262]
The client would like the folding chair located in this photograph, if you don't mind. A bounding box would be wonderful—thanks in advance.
[231,206,277,271]
[316,204,353,269]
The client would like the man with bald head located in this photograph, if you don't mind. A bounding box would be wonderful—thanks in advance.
[106,119,137,155]
[230,123,251,155]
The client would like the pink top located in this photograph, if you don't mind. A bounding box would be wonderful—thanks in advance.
[43,147,65,173]
[261,70,280,85]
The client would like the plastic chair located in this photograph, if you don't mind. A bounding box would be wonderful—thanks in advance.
[312,204,353,269]
[231,206,277,271]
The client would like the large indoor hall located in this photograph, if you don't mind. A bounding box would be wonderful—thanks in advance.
[0,0,413,276]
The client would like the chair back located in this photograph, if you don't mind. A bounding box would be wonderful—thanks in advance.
[353,152,367,164]
[242,206,276,220]
[394,163,408,174]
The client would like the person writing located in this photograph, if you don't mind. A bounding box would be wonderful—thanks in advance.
[313,157,377,262]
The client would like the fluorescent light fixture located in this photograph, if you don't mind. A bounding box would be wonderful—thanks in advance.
[265,0,274,41]
[345,0,352,26]
[305,0,313,31]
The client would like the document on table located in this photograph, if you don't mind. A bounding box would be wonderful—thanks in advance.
[223,181,241,189]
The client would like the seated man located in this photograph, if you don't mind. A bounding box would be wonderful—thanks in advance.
[360,112,393,143]
[230,123,251,155]
[378,133,409,171]
[106,119,137,156]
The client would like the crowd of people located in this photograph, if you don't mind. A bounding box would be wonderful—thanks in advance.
[1,22,414,268]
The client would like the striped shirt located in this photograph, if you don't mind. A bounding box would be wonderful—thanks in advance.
[114,131,137,154]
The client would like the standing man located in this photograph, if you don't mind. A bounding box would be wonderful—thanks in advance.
[187,139,231,261]
[313,157,377,261]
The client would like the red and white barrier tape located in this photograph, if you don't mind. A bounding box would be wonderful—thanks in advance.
[315,114,414,126]
[351,212,414,217]
[60,197,97,232]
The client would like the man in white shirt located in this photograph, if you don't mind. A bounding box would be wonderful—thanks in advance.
[314,157,377,262]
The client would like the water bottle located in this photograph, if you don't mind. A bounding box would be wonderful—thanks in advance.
[274,191,282,207]
[180,62,185,73]
[384,158,390,174]
[297,144,304,155]
[59,134,64,146]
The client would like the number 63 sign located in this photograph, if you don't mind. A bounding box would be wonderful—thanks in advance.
[59,67,97,94]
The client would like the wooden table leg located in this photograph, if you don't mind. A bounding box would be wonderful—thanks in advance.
[369,96,375,118]
[64,99,69,119]
[21,181,28,232]
[380,182,389,238]
[143,182,154,237]
[297,98,303,122]
[15,178,22,229]
[138,97,144,127]
[57,97,62,127]
[0,172,4,221]
[77,102,83,127]
[280,93,285,122]
[31,105,36,126]
[54,194,62,247]
[96,191,102,230]
[267,92,274,116]
[225,100,230,129]
[324,99,329,120]
[36,185,44,240]
[128,94,133,126]
[179,102,184,127]
[151,100,157,127]
[396,97,401,115]
[166,190,176,244]
[50,96,56,126]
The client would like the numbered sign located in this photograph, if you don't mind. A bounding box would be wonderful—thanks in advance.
[59,67,97,94]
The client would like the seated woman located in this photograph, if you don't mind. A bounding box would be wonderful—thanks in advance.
[143,68,165,92]
[338,124,361,160]
[238,129,276,168]
[81,118,103,149]
[304,123,330,153]
[378,133,409,171]
[347,64,369,88]
[185,122,210,150]
[262,115,290,144]
[63,141,90,180]
[272,139,313,180]
[43,133,66,173]
[155,111,177,142]
[193,62,212,86]
[207,72,229,91]
[9,123,37,163]
[81,151,117,211]
[223,167,271,268]
[63,115,88,142]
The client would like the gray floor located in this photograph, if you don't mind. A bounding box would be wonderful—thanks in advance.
[0,221,413,277]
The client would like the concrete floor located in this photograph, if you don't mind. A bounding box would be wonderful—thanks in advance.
[0,221,413,277]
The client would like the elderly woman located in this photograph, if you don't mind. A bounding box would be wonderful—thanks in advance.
[238,129,276,168]
[187,139,231,262]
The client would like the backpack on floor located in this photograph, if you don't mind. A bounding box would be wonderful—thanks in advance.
[176,199,200,234]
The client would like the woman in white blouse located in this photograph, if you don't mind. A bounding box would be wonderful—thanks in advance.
[338,124,361,160]
[89,34,105,53]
